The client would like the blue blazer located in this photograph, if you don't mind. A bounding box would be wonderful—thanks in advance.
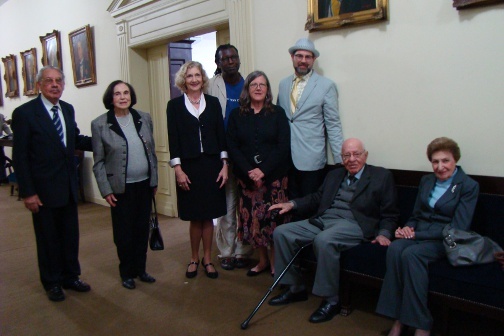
[12,95,91,207]
[406,166,479,240]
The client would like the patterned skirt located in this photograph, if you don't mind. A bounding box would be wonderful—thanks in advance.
[237,176,291,248]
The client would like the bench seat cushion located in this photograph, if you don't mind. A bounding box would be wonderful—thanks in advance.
[429,259,504,309]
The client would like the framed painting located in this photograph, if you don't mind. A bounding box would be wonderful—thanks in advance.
[69,25,97,87]
[40,30,62,70]
[20,48,39,96]
[1,54,19,98]
[453,0,504,9]
[306,0,388,32]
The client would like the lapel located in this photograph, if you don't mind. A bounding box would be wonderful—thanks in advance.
[216,76,226,100]
[60,102,74,149]
[283,74,295,114]
[294,71,319,116]
[106,109,125,138]
[34,95,66,152]
[434,167,464,209]
[352,165,371,201]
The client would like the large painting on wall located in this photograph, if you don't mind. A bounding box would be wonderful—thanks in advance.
[306,0,388,32]
[454,0,504,9]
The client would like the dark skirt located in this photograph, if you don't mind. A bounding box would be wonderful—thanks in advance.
[177,154,226,221]
[237,176,291,248]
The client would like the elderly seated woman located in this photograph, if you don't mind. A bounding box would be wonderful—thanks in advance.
[376,137,479,336]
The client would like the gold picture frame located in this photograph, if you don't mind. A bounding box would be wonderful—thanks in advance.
[306,0,388,32]
[40,30,63,70]
[453,0,504,9]
[69,25,97,87]
[1,54,19,98]
[20,48,39,96]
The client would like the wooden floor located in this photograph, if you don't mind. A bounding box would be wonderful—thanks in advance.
[0,184,501,335]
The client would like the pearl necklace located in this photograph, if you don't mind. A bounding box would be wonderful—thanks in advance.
[116,113,131,128]
[188,96,201,104]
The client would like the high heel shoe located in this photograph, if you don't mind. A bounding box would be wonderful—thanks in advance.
[202,258,219,279]
[186,261,199,278]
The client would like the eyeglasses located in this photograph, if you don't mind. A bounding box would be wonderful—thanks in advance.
[42,77,63,85]
[294,54,314,61]
[220,55,239,63]
[341,151,366,161]
[249,83,267,90]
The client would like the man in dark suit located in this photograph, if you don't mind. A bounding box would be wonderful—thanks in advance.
[12,66,92,302]
[268,138,399,323]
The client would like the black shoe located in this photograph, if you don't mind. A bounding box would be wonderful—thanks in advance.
[138,272,156,283]
[46,286,65,302]
[186,261,199,279]
[235,257,250,269]
[220,257,236,270]
[308,300,341,323]
[62,279,91,292]
[122,278,136,289]
[268,289,308,306]
[246,265,269,277]
[202,258,218,279]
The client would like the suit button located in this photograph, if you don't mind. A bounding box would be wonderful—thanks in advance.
[290,119,294,123]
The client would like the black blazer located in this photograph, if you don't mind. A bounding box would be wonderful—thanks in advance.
[406,166,479,240]
[167,94,226,160]
[295,165,399,240]
[12,95,91,207]
[226,105,290,184]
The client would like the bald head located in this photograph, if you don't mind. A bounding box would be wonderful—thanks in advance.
[341,138,368,175]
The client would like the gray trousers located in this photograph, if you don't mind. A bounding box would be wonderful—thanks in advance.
[376,239,445,330]
[215,170,252,259]
[273,218,363,297]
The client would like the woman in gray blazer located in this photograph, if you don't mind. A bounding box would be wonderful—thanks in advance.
[92,81,158,290]
[376,137,479,336]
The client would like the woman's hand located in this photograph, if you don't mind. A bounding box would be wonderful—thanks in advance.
[105,193,118,207]
[248,168,264,182]
[216,164,228,189]
[174,165,191,191]
[395,226,415,239]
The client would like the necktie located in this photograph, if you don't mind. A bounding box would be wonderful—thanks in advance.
[51,105,65,146]
[290,77,302,114]
[348,175,357,186]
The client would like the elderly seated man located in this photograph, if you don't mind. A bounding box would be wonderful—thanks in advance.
[268,138,399,323]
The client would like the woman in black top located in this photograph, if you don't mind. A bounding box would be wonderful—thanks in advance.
[167,61,228,279]
[226,71,291,276]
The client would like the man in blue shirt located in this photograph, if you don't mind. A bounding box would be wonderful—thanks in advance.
[207,44,251,270]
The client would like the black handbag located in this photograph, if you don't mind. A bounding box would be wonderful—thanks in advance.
[149,197,164,251]
[442,225,503,267]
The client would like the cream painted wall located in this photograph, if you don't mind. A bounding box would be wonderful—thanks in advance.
[1,0,503,210]
[251,0,504,177]
[0,0,121,203]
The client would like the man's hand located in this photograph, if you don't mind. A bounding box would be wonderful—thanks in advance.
[269,202,294,215]
[372,235,391,246]
[24,194,43,213]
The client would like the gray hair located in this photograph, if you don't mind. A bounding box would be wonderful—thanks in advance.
[36,66,65,83]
